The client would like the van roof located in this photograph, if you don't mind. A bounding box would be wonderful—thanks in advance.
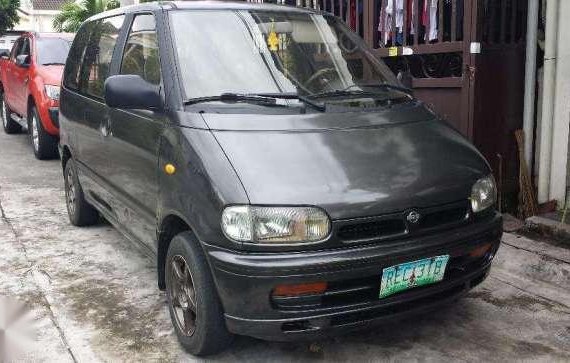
[87,1,317,22]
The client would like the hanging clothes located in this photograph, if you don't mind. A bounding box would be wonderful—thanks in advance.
[349,0,357,30]
[378,1,392,45]
[378,0,406,46]
[407,0,416,35]
[421,0,438,41]
[428,0,438,41]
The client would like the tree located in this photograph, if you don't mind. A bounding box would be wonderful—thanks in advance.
[0,0,20,36]
[53,0,120,33]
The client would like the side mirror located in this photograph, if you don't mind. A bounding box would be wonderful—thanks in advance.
[15,54,30,67]
[104,75,161,110]
[0,51,9,59]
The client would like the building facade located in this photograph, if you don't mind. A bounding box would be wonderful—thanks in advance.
[14,0,67,33]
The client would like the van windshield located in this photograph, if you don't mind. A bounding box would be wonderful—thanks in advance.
[170,10,401,102]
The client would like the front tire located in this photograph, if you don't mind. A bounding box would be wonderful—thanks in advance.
[64,158,99,226]
[1,93,22,134]
[166,232,232,356]
[29,105,58,160]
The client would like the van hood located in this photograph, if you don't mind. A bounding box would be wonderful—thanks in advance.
[203,103,490,219]
[35,65,64,86]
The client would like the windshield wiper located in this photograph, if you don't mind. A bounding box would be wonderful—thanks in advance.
[254,92,325,111]
[184,93,285,107]
[308,84,413,100]
[184,92,325,111]
[41,62,65,66]
[307,89,377,100]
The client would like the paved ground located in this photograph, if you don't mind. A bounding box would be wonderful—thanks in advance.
[0,129,569,362]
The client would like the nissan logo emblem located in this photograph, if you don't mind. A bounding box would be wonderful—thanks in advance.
[406,210,421,224]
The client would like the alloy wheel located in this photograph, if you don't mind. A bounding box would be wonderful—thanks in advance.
[168,255,197,336]
[31,114,39,152]
[1,99,7,128]
[65,166,76,217]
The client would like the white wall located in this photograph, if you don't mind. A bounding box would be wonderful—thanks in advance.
[549,0,570,205]
[14,10,59,32]
[537,0,570,207]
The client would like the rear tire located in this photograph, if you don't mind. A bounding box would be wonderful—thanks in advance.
[64,158,99,226]
[1,93,22,134]
[29,105,58,160]
[166,231,233,356]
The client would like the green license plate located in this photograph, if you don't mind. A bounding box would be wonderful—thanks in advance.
[379,255,450,298]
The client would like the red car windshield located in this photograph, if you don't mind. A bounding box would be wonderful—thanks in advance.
[36,38,71,66]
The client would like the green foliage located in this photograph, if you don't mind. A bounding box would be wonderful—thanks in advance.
[0,0,20,36]
[53,0,120,33]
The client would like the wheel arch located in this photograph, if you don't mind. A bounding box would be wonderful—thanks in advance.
[157,213,193,290]
[26,95,36,119]
[60,144,72,171]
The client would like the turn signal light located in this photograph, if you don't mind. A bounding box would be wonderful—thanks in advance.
[273,282,328,297]
[469,243,492,258]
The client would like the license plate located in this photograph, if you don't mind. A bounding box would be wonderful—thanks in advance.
[379,255,450,298]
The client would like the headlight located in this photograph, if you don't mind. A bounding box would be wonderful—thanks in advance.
[470,175,497,213]
[221,206,331,244]
[44,85,60,100]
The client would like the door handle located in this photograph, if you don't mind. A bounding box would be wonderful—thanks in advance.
[24,77,29,85]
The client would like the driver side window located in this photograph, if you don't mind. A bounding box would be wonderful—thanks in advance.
[12,38,32,66]
[10,38,30,61]
[10,39,22,61]
[19,38,31,58]
[120,14,161,85]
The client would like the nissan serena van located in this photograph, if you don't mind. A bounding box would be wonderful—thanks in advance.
[59,2,502,356]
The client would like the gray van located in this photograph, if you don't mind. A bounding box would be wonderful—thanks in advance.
[59,1,502,356]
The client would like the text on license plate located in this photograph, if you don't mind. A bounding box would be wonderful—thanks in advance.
[379,255,450,298]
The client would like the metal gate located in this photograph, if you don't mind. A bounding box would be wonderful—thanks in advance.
[309,0,527,207]
[248,0,528,207]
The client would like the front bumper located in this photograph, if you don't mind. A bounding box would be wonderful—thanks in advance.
[48,107,59,129]
[36,97,59,136]
[204,213,502,341]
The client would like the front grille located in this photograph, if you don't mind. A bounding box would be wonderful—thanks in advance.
[336,201,470,242]
[337,219,406,240]
[271,252,489,312]
[419,205,469,230]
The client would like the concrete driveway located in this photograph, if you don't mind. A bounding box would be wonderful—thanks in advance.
[0,130,569,362]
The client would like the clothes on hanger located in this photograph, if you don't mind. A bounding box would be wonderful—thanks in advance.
[349,0,357,30]
[422,0,438,41]
[378,0,416,46]
[407,0,416,35]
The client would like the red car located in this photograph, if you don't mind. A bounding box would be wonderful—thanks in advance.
[0,32,73,159]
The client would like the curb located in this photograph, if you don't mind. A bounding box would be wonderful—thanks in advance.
[525,216,570,242]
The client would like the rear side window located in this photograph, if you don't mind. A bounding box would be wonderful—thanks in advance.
[64,22,96,90]
[77,15,125,99]
[120,14,161,85]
